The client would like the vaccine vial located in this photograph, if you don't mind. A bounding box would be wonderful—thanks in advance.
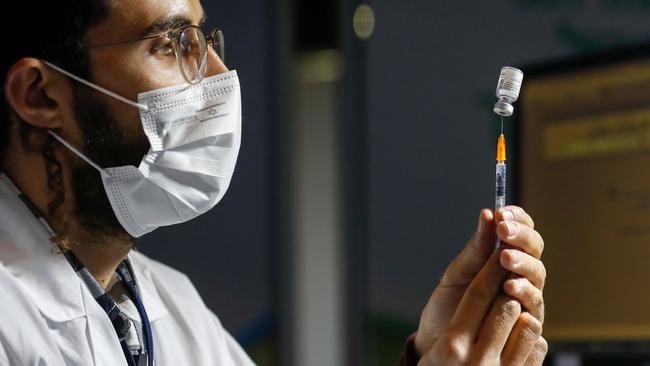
[493,66,524,117]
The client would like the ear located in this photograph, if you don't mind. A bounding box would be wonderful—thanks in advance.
[4,58,67,130]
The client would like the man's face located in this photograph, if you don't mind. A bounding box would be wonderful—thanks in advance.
[84,0,226,145]
[64,0,228,240]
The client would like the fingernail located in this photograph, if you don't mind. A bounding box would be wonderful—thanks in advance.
[506,221,519,236]
[509,250,523,265]
[502,209,514,221]
[506,279,519,293]
[477,211,485,233]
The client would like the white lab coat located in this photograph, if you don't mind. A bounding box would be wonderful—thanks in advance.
[0,177,256,366]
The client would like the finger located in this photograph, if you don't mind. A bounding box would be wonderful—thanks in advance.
[496,221,544,258]
[496,206,535,229]
[500,249,546,290]
[503,277,545,323]
[473,295,521,360]
[446,249,509,342]
[422,333,468,366]
[440,209,496,287]
[523,337,548,366]
[500,312,543,365]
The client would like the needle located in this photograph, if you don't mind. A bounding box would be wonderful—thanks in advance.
[500,115,504,135]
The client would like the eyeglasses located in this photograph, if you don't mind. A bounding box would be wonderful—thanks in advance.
[89,26,225,85]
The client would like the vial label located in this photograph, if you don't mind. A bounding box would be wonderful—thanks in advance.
[496,67,523,100]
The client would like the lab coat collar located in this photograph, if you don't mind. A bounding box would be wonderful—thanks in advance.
[0,174,85,323]
[0,175,168,323]
[128,251,169,322]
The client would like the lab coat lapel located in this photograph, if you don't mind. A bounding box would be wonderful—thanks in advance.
[0,174,122,364]
[0,175,126,365]
[81,282,129,366]
[129,252,169,323]
[0,174,167,365]
[0,174,86,323]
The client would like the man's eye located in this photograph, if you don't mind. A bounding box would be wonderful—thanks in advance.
[180,39,200,56]
[153,42,175,56]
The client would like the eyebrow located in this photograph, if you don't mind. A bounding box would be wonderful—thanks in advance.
[141,13,207,38]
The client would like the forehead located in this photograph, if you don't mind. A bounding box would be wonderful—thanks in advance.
[87,0,205,45]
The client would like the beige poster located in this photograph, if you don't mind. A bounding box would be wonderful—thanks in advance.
[521,58,650,340]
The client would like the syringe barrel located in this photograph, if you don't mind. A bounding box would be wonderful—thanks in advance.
[495,161,506,249]
[495,161,506,210]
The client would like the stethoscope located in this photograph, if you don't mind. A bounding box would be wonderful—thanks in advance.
[116,263,155,366]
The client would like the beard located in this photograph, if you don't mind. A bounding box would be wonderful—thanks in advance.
[68,85,150,242]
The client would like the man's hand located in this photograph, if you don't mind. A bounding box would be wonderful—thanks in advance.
[413,207,547,365]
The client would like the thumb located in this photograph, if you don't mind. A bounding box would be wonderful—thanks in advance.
[440,209,495,287]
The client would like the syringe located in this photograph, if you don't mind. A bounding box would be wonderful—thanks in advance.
[492,66,522,248]
[495,133,507,248]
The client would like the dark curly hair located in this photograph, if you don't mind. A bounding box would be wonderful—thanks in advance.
[0,1,113,217]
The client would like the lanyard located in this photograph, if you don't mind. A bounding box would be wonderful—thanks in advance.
[0,171,154,366]
[116,261,155,366]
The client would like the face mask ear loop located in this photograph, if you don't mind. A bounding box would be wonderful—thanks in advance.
[42,61,149,112]
[47,130,104,173]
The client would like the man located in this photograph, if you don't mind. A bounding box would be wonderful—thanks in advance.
[0,0,547,365]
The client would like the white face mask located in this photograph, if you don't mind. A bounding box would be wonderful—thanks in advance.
[43,61,242,238]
